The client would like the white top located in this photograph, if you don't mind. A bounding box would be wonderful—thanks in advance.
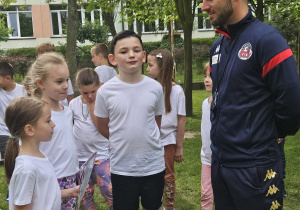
[69,96,109,161]
[9,155,61,210]
[0,84,26,135]
[95,65,117,83]
[94,76,165,176]
[200,97,212,165]
[39,106,79,178]
[60,80,74,106]
[160,85,186,146]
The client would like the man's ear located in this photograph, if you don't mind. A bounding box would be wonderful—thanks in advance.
[35,78,45,90]
[108,54,117,66]
[24,124,34,137]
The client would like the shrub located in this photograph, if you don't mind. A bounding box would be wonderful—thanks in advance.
[0,56,35,82]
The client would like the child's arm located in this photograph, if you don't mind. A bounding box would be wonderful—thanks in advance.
[155,115,162,131]
[14,205,29,210]
[88,101,97,127]
[96,117,110,139]
[175,115,186,163]
[61,185,80,199]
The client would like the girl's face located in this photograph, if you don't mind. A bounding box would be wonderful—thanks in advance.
[79,83,100,103]
[32,104,55,142]
[41,64,69,102]
[146,55,160,80]
[204,70,213,93]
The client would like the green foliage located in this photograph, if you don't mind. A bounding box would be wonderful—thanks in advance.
[159,34,184,50]
[143,41,161,55]
[0,56,34,82]
[0,17,11,42]
[4,47,36,57]
[77,20,110,44]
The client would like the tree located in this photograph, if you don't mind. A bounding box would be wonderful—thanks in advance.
[66,0,79,80]
[174,0,197,117]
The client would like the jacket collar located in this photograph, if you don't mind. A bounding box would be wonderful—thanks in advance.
[215,10,254,40]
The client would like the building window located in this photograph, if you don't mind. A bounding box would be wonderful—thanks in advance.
[0,6,34,38]
[50,5,104,37]
[50,5,67,36]
[197,7,212,30]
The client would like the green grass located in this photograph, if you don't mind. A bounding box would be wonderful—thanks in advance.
[0,90,299,209]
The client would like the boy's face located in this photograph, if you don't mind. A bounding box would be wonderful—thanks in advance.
[0,75,10,88]
[91,50,102,66]
[108,37,146,74]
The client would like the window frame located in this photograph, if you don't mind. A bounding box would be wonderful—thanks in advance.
[0,6,34,39]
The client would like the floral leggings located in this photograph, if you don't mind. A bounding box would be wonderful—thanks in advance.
[79,159,113,210]
[57,174,77,210]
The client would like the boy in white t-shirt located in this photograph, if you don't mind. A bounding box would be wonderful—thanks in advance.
[91,43,117,86]
[0,61,26,201]
[94,30,165,210]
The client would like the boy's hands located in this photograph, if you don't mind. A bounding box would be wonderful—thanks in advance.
[175,145,184,163]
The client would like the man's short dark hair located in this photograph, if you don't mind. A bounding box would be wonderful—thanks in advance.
[110,30,143,55]
[0,62,14,78]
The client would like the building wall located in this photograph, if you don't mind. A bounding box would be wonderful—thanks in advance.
[0,1,215,50]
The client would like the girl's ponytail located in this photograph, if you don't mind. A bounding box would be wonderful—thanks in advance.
[4,136,19,183]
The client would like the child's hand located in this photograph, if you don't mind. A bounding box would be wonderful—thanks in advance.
[72,185,80,197]
[174,146,184,163]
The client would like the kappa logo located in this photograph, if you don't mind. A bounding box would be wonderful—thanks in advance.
[264,169,277,181]
[270,200,281,210]
[215,45,220,53]
[238,42,252,60]
[266,184,280,197]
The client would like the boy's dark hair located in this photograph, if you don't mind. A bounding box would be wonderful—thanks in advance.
[0,62,14,78]
[91,43,109,59]
[110,30,143,55]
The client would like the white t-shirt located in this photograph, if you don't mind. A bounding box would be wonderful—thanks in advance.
[69,96,109,161]
[39,106,79,178]
[94,76,165,176]
[201,97,212,166]
[60,80,74,106]
[9,155,61,210]
[160,85,186,146]
[0,84,26,136]
[95,65,117,84]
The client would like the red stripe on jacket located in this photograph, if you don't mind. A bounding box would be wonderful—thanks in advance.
[262,49,293,78]
[216,29,231,39]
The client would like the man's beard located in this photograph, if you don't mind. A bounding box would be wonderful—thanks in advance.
[211,0,233,27]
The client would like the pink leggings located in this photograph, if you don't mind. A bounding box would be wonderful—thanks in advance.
[201,164,214,210]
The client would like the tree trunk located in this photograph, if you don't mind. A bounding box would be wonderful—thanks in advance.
[102,11,117,37]
[183,22,193,117]
[66,0,79,82]
[256,0,264,22]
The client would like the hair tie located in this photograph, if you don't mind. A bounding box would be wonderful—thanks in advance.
[10,135,16,139]
[156,53,163,58]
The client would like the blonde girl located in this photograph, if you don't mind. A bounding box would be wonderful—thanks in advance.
[69,68,113,210]
[146,49,186,210]
[29,52,79,209]
[4,97,79,210]
[200,62,214,210]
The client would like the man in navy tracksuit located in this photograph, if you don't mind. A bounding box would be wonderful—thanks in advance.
[202,0,300,209]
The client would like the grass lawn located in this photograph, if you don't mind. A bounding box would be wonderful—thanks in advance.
[0,90,299,209]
